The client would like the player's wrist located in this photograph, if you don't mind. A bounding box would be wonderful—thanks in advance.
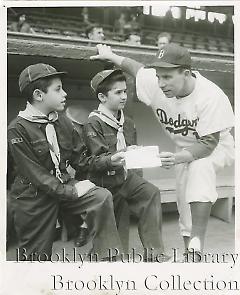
[174,150,194,164]
[111,54,125,66]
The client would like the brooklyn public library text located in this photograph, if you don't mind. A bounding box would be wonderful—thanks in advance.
[51,274,239,293]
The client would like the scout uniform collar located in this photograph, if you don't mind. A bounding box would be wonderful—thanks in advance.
[18,101,58,123]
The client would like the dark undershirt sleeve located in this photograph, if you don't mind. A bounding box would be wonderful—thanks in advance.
[185,132,220,159]
[121,57,144,77]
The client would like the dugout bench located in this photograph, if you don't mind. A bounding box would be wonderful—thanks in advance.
[148,175,234,223]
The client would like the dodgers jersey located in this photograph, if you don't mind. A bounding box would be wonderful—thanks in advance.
[136,68,234,154]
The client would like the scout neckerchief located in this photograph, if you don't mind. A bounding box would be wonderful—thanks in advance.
[18,101,63,183]
[89,103,127,178]
[89,103,126,151]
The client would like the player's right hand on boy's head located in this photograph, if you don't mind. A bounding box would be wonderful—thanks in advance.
[90,44,113,61]
[74,180,96,197]
[111,151,125,167]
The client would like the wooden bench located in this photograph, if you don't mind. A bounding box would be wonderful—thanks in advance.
[148,175,234,223]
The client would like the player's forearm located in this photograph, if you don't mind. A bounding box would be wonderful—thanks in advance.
[108,53,143,77]
[174,132,220,164]
[184,132,220,160]
[92,44,144,77]
[121,57,144,77]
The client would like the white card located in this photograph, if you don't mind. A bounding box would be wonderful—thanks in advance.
[125,146,162,169]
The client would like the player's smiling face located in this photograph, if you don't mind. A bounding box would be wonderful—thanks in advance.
[155,67,189,98]
[101,81,127,112]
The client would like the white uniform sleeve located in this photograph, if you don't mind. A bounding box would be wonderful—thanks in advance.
[196,88,234,137]
[136,67,164,106]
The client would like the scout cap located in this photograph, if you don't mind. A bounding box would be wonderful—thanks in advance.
[147,43,191,68]
[91,69,123,92]
[19,63,67,92]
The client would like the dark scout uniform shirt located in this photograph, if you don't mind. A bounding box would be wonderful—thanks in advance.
[8,114,112,200]
[84,115,138,190]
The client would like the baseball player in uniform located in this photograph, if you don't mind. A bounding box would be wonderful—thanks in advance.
[8,63,123,260]
[90,44,234,260]
[84,69,170,261]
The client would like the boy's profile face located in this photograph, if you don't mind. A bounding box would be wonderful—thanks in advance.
[39,77,67,113]
[102,80,127,112]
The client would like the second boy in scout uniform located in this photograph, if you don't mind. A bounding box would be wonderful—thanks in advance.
[84,69,170,261]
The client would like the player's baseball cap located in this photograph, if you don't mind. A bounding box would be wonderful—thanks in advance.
[147,43,191,68]
[19,63,67,92]
[91,69,123,92]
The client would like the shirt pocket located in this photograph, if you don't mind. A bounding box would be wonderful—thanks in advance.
[31,139,50,163]
[11,177,38,199]
[104,133,117,148]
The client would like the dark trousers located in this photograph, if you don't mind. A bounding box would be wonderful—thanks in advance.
[12,187,122,261]
[112,172,164,254]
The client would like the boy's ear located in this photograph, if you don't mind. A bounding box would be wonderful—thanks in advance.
[98,93,107,103]
[32,89,43,102]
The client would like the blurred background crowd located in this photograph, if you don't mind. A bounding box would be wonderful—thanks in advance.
[7,5,234,53]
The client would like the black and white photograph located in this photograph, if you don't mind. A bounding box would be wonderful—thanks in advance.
[1,1,239,294]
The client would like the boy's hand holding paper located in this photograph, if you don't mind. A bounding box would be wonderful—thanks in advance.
[111,151,125,167]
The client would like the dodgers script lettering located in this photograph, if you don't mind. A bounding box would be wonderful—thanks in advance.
[156,108,199,137]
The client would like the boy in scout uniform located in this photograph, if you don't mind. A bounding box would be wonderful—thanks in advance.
[8,63,123,261]
[84,69,170,262]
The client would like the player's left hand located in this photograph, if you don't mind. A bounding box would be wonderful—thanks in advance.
[159,152,175,169]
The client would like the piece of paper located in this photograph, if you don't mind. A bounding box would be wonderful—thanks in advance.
[125,146,162,169]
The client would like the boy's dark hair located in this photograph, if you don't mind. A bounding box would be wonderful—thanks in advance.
[96,72,126,97]
[21,76,55,103]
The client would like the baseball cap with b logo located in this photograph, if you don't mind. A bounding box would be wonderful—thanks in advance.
[147,43,191,68]
[19,63,67,92]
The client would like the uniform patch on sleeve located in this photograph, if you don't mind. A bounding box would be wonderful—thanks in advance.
[11,137,23,144]
[87,131,97,138]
